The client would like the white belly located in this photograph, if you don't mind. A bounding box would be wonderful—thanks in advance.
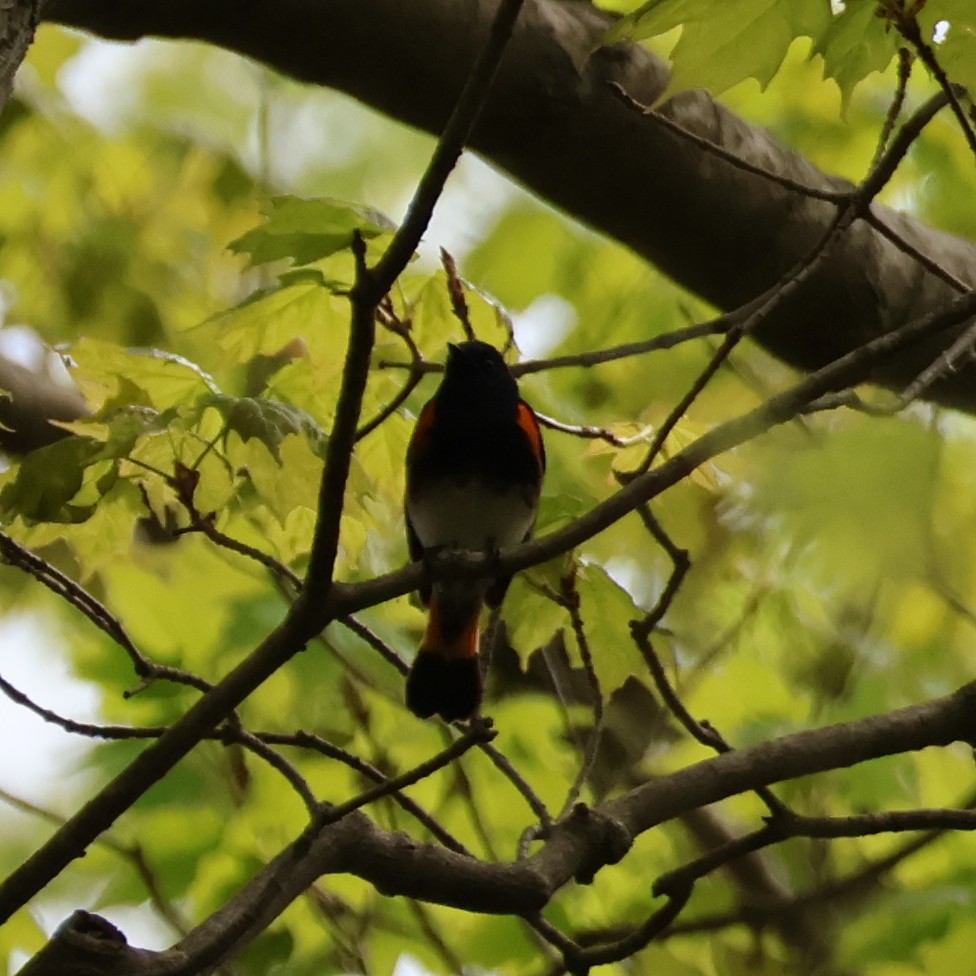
[407,481,535,552]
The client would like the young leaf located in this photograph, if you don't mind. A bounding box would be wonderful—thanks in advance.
[199,393,326,462]
[229,195,395,267]
[0,437,105,522]
[812,0,898,110]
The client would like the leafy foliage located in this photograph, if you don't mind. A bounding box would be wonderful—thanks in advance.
[0,13,975,976]
[606,0,976,107]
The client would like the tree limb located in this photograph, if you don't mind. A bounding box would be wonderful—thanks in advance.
[41,0,976,414]
[0,352,89,452]
[22,679,976,974]
[0,0,37,108]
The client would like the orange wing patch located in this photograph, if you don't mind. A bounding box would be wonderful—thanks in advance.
[407,399,437,465]
[516,401,546,473]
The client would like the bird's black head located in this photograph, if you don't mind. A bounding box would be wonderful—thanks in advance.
[438,340,519,411]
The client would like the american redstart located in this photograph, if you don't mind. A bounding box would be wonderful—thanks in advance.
[404,340,546,721]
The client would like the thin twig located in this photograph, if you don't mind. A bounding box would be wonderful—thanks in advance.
[0,528,211,696]
[277,730,470,854]
[654,806,976,898]
[479,740,554,830]
[896,316,976,405]
[223,725,318,813]
[340,615,409,674]
[870,48,914,171]
[169,464,302,593]
[529,884,693,973]
[864,208,971,293]
[535,411,651,447]
[356,301,426,441]
[0,672,317,814]
[632,507,789,819]
[888,8,976,157]
[610,82,849,201]
[515,317,733,376]
[556,569,604,820]
[310,718,495,829]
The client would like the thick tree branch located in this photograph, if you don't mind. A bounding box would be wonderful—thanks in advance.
[23,680,976,974]
[0,0,37,107]
[0,352,89,452]
[42,0,976,414]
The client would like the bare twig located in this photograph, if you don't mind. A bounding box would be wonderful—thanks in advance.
[556,569,604,820]
[654,805,976,898]
[864,208,971,293]
[309,718,495,830]
[0,672,317,813]
[356,300,426,441]
[0,528,211,697]
[340,615,409,674]
[531,883,693,974]
[609,82,850,203]
[886,7,976,157]
[535,411,650,447]
[479,739,555,830]
[871,48,914,171]
[168,463,303,593]
[513,317,733,376]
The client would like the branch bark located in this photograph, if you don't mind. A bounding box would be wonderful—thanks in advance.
[22,680,976,975]
[0,353,89,451]
[0,0,37,108]
[41,0,976,415]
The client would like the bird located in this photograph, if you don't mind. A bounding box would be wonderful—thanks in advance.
[403,340,546,721]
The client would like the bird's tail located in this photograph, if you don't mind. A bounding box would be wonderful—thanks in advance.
[406,589,483,722]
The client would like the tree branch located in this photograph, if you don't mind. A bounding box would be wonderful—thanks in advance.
[42,0,976,414]
[0,0,38,108]
[22,680,976,974]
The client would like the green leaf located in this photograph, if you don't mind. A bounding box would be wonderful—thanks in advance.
[606,0,703,45]
[608,0,831,96]
[228,195,394,267]
[0,437,104,522]
[191,277,346,366]
[812,0,899,109]
[59,404,180,462]
[672,0,800,95]
[503,561,572,668]
[199,393,326,462]
[575,563,645,693]
[68,338,218,412]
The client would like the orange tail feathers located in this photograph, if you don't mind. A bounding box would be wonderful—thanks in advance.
[405,593,483,722]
